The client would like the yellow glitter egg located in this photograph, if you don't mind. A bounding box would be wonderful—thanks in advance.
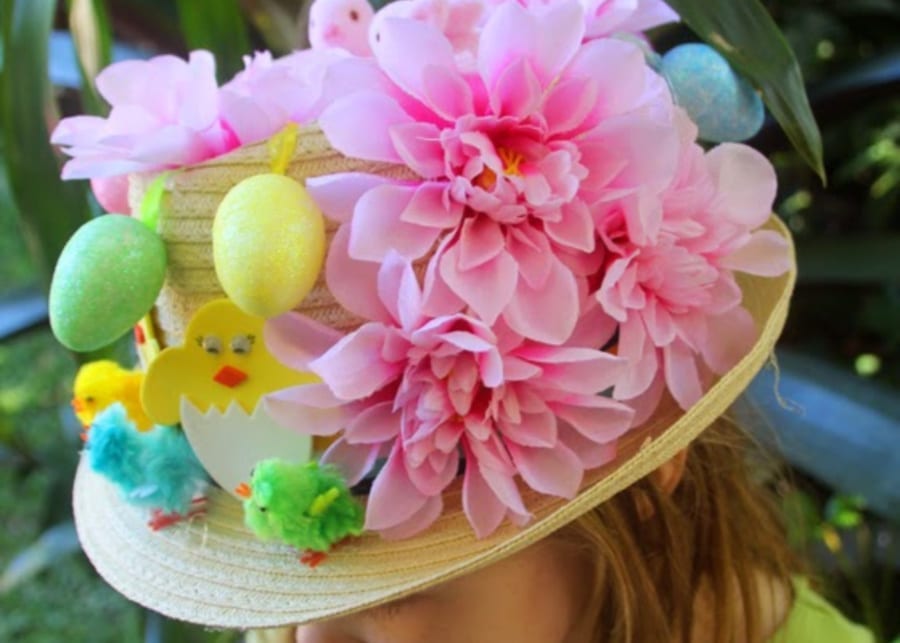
[213,174,326,318]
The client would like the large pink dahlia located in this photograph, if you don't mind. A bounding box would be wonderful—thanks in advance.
[309,0,678,345]
[595,112,792,416]
[265,253,634,538]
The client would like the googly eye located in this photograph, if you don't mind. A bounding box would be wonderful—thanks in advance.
[202,335,222,355]
[231,334,254,355]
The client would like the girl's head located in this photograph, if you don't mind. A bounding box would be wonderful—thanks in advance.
[290,417,797,643]
[55,0,803,635]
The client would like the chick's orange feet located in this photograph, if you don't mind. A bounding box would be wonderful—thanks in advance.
[147,497,207,531]
[299,550,328,568]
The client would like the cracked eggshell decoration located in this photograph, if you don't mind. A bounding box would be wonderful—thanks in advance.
[49,214,167,352]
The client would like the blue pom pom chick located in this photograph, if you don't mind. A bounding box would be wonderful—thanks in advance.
[237,459,364,567]
[86,403,209,530]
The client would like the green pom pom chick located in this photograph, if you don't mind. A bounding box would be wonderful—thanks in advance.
[238,459,364,567]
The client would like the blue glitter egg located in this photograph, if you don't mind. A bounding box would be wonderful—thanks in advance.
[661,43,765,143]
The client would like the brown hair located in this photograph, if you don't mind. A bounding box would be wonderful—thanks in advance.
[556,415,801,643]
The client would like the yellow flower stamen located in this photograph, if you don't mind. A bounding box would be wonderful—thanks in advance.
[499,147,524,176]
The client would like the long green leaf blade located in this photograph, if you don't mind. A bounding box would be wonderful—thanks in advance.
[0,522,80,593]
[175,0,251,82]
[665,0,826,183]
[0,0,92,288]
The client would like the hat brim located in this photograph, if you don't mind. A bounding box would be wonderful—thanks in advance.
[73,216,795,629]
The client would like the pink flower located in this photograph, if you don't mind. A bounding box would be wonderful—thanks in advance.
[219,49,346,145]
[581,0,678,39]
[311,0,677,345]
[52,51,235,179]
[265,252,633,538]
[595,112,791,416]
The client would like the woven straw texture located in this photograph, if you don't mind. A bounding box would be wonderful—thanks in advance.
[74,126,797,629]
[128,123,415,348]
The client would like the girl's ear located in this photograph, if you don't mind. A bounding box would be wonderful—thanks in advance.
[652,448,689,496]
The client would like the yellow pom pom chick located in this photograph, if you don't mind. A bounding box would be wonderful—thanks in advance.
[72,360,153,432]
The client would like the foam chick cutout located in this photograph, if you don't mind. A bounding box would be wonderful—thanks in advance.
[49,214,167,352]
[237,459,364,567]
[661,43,765,143]
[85,403,208,530]
[213,126,326,319]
[73,360,152,432]
[141,299,317,498]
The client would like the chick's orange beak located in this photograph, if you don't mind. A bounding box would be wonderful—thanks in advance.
[72,398,85,414]
[235,482,252,499]
[213,365,248,388]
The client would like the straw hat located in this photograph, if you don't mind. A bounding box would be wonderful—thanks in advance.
[71,121,796,629]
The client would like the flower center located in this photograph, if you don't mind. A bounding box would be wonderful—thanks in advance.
[473,147,525,191]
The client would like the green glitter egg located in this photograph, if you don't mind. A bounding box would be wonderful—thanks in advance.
[49,215,167,352]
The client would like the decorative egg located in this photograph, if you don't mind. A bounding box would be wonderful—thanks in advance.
[50,214,167,352]
[213,173,326,319]
[661,43,765,143]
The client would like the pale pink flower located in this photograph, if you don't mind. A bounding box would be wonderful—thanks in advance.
[311,0,678,345]
[595,112,791,416]
[219,49,346,144]
[265,252,633,538]
[52,51,235,179]
[581,0,678,39]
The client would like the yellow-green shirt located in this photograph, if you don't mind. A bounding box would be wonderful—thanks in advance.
[768,578,874,643]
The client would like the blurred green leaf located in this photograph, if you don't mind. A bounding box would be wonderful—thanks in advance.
[0,0,92,288]
[66,0,113,115]
[782,489,822,548]
[175,0,251,81]
[144,611,242,643]
[241,0,299,53]
[0,521,80,593]
[665,0,826,183]
[825,495,867,529]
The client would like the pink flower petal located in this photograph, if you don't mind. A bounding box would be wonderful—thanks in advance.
[549,395,634,443]
[326,225,392,322]
[390,122,446,178]
[321,437,381,486]
[264,384,346,436]
[440,243,518,325]
[613,317,658,400]
[377,494,444,539]
[306,173,393,223]
[350,183,440,261]
[311,324,401,400]
[401,182,462,229]
[720,229,792,277]
[365,446,431,531]
[523,345,625,394]
[534,1,586,82]
[615,0,680,32]
[422,63,475,121]
[463,457,509,539]
[489,57,543,119]
[503,257,579,345]
[701,306,757,375]
[545,200,596,252]
[458,216,505,271]
[663,339,703,410]
[344,400,401,444]
[544,77,600,137]
[707,143,777,228]
[319,91,412,163]
[500,410,557,448]
[557,421,618,469]
[377,251,424,330]
[406,448,459,496]
[508,442,583,498]
[478,1,538,89]
[264,312,342,371]
[371,16,458,109]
